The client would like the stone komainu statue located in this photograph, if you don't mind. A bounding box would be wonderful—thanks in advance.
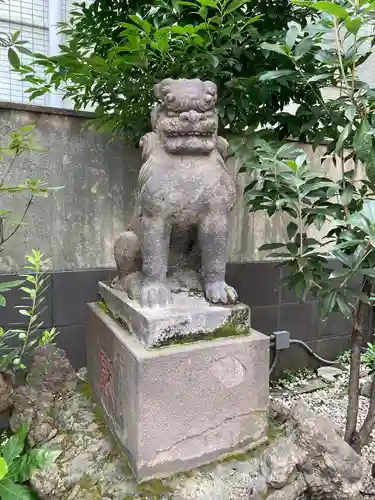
[112,78,238,308]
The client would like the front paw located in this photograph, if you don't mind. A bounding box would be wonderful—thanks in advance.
[140,281,172,308]
[205,281,238,305]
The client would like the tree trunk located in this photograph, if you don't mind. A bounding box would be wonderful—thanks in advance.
[344,278,372,448]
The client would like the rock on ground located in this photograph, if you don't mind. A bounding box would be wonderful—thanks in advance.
[29,382,366,500]
[316,366,343,384]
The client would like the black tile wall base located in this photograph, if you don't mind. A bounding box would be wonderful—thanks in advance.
[0,263,372,372]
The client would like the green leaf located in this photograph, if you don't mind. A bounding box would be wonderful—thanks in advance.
[0,281,24,292]
[353,118,371,162]
[341,185,353,205]
[259,70,295,82]
[335,123,352,153]
[0,478,35,500]
[344,16,361,34]
[0,458,8,481]
[336,295,352,318]
[208,54,219,68]
[0,295,6,307]
[359,268,375,278]
[14,448,61,483]
[347,212,372,234]
[286,25,299,48]
[8,48,20,69]
[332,250,353,267]
[311,1,349,18]
[307,73,332,83]
[11,31,20,43]
[361,199,375,224]
[28,448,61,471]
[287,221,298,240]
[344,104,356,122]
[329,269,351,280]
[294,36,315,57]
[365,151,375,187]
[14,46,33,56]
[2,425,28,467]
[259,243,286,251]
[321,291,337,318]
[224,0,248,15]
[260,42,289,57]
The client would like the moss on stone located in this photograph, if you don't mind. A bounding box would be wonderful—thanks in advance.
[99,290,249,348]
[267,420,286,442]
[136,478,173,498]
[98,298,109,314]
[78,474,101,499]
[78,381,93,402]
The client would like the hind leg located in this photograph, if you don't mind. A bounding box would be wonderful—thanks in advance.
[199,211,238,304]
[112,231,141,290]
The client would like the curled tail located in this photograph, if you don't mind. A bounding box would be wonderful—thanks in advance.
[112,230,142,287]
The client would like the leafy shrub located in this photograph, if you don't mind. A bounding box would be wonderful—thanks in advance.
[0,250,58,372]
[0,423,60,499]
[12,0,320,140]
[236,0,375,453]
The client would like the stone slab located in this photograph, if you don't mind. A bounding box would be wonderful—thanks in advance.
[99,281,250,348]
[86,302,269,481]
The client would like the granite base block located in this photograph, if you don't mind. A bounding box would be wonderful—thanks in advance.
[86,302,269,481]
[99,281,251,348]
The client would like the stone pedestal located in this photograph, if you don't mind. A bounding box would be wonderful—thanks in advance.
[99,281,250,348]
[86,296,269,481]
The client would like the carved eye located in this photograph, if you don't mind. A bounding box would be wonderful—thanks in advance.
[162,86,170,96]
[166,94,175,103]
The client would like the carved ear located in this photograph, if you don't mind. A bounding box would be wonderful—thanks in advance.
[154,78,174,100]
[203,81,217,96]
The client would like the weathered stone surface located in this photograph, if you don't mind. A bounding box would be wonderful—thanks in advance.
[316,366,343,383]
[0,372,13,412]
[361,379,372,397]
[87,302,269,480]
[27,345,77,393]
[261,435,306,489]
[266,475,307,500]
[112,78,238,309]
[30,390,137,500]
[269,401,290,425]
[29,382,273,500]
[360,376,373,397]
[10,346,76,447]
[290,402,365,500]
[100,281,250,348]
[10,386,58,447]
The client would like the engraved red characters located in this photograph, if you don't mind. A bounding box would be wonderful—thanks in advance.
[100,347,114,400]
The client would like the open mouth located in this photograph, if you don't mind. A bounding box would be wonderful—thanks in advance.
[164,131,214,137]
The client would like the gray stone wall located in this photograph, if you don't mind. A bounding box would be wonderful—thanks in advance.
[0,102,140,272]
